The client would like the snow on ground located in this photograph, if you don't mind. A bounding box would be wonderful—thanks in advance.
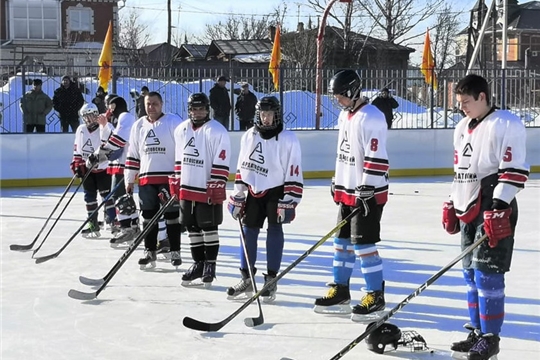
[1,177,539,360]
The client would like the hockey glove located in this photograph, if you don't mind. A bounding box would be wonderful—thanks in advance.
[277,199,297,224]
[70,161,86,178]
[354,185,376,217]
[483,207,512,248]
[206,180,226,205]
[158,187,174,205]
[168,175,180,199]
[86,153,99,168]
[227,195,245,220]
[442,201,460,235]
[330,176,336,198]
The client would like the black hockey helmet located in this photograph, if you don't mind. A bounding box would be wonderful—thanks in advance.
[115,194,137,216]
[254,96,283,139]
[188,92,210,127]
[104,93,118,105]
[329,69,362,110]
[108,96,128,117]
[365,322,401,354]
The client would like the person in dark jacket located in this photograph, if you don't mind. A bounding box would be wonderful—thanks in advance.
[92,86,107,114]
[53,75,84,132]
[209,75,231,130]
[20,79,53,133]
[371,88,399,129]
[135,86,149,118]
[234,83,258,130]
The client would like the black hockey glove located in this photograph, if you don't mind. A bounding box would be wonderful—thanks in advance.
[354,185,376,217]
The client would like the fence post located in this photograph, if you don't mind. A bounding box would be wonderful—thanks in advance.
[443,78,448,128]
[111,65,117,94]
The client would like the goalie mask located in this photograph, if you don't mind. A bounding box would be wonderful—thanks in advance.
[188,92,210,127]
[365,322,401,354]
[254,96,283,140]
[115,194,137,216]
[329,69,362,111]
[79,103,99,131]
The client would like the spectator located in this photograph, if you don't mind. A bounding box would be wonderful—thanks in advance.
[20,79,53,133]
[135,86,149,118]
[91,86,107,114]
[371,88,399,129]
[53,75,84,132]
[209,75,231,130]
[234,83,258,130]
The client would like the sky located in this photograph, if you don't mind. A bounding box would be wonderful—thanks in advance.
[1,177,539,360]
[121,0,475,65]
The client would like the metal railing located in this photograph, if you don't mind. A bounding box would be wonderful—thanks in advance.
[1,64,538,133]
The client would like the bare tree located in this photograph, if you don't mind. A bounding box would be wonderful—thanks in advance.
[431,2,461,71]
[118,9,151,65]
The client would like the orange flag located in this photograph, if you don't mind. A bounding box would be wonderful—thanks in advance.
[269,25,281,91]
[98,21,113,92]
[421,29,438,90]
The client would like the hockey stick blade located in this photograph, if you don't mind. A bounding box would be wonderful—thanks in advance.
[9,243,34,251]
[244,313,264,327]
[34,253,58,264]
[183,207,361,332]
[68,289,98,300]
[79,276,105,286]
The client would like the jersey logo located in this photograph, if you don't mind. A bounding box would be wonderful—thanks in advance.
[457,143,473,170]
[145,129,161,146]
[82,139,94,153]
[462,143,473,157]
[249,142,265,164]
[339,131,350,153]
[183,136,200,157]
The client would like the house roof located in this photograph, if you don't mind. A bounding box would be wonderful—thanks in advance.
[508,1,540,30]
[206,39,273,60]
[178,44,208,60]
[140,42,181,55]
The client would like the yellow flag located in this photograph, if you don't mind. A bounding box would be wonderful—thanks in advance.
[269,25,281,91]
[98,21,113,92]
[421,29,438,90]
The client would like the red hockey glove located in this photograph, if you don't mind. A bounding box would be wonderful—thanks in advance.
[168,175,180,198]
[483,208,512,248]
[442,201,460,235]
[70,161,86,178]
[206,180,226,205]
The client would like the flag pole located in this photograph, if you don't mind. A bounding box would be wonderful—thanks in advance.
[430,67,434,127]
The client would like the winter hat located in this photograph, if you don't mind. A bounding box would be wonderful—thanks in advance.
[217,75,229,82]
[61,75,71,81]
[32,79,43,86]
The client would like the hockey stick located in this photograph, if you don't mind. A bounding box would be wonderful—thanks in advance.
[326,233,488,360]
[32,169,97,257]
[34,177,124,263]
[183,206,362,332]
[9,174,78,251]
[238,218,264,327]
[68,195,177,300]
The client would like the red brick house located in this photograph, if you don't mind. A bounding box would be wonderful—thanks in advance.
[0,0,122,68]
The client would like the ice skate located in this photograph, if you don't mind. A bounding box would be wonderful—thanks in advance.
[466,334,500,360]
[350,287,386,323]
[227,269,253,300]
[109,227,137,248]
[313,283,351,314]
[261,272,277,303]
[451,323,482,359]
[181,261,204,287]
[106,221,121,235]
[138,250,157,270]
[170,250,182,268]
[201,261,216,289]
[81,221,101,239]
[156,238,171,259]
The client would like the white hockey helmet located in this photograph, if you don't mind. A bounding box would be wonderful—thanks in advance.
[79,103,99,128]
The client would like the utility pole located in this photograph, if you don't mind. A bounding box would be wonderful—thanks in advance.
[167,0,172,45]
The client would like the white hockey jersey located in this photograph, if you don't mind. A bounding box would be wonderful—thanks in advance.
[72,123,114,172]
[333,103,389,207]
[234,128,303,203]
[124,113,181,185]
[174,119,231,203]
[450,109,529,222]
[99,112,136,175]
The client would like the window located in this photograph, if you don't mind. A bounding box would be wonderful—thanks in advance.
[10,0,58,40]
[68,6,94,33]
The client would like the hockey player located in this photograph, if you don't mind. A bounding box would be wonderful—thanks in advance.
[170,93,230,287]
[124,91,183,269]
[93,96,139,246]
[313,70,389,321]
[227,96,303,301]
[70,103,117,238]
[443,74,529,360]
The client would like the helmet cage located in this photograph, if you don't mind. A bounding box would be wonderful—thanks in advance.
[188,93,210,126]
[255,96,281,131]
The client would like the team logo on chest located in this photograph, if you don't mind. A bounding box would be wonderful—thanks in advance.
[339,131,350,153]
[248,142,265,164]
[143,129,166,154]
[184,137,200,157]
[82,138,94,153]
[145,129,161,145]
